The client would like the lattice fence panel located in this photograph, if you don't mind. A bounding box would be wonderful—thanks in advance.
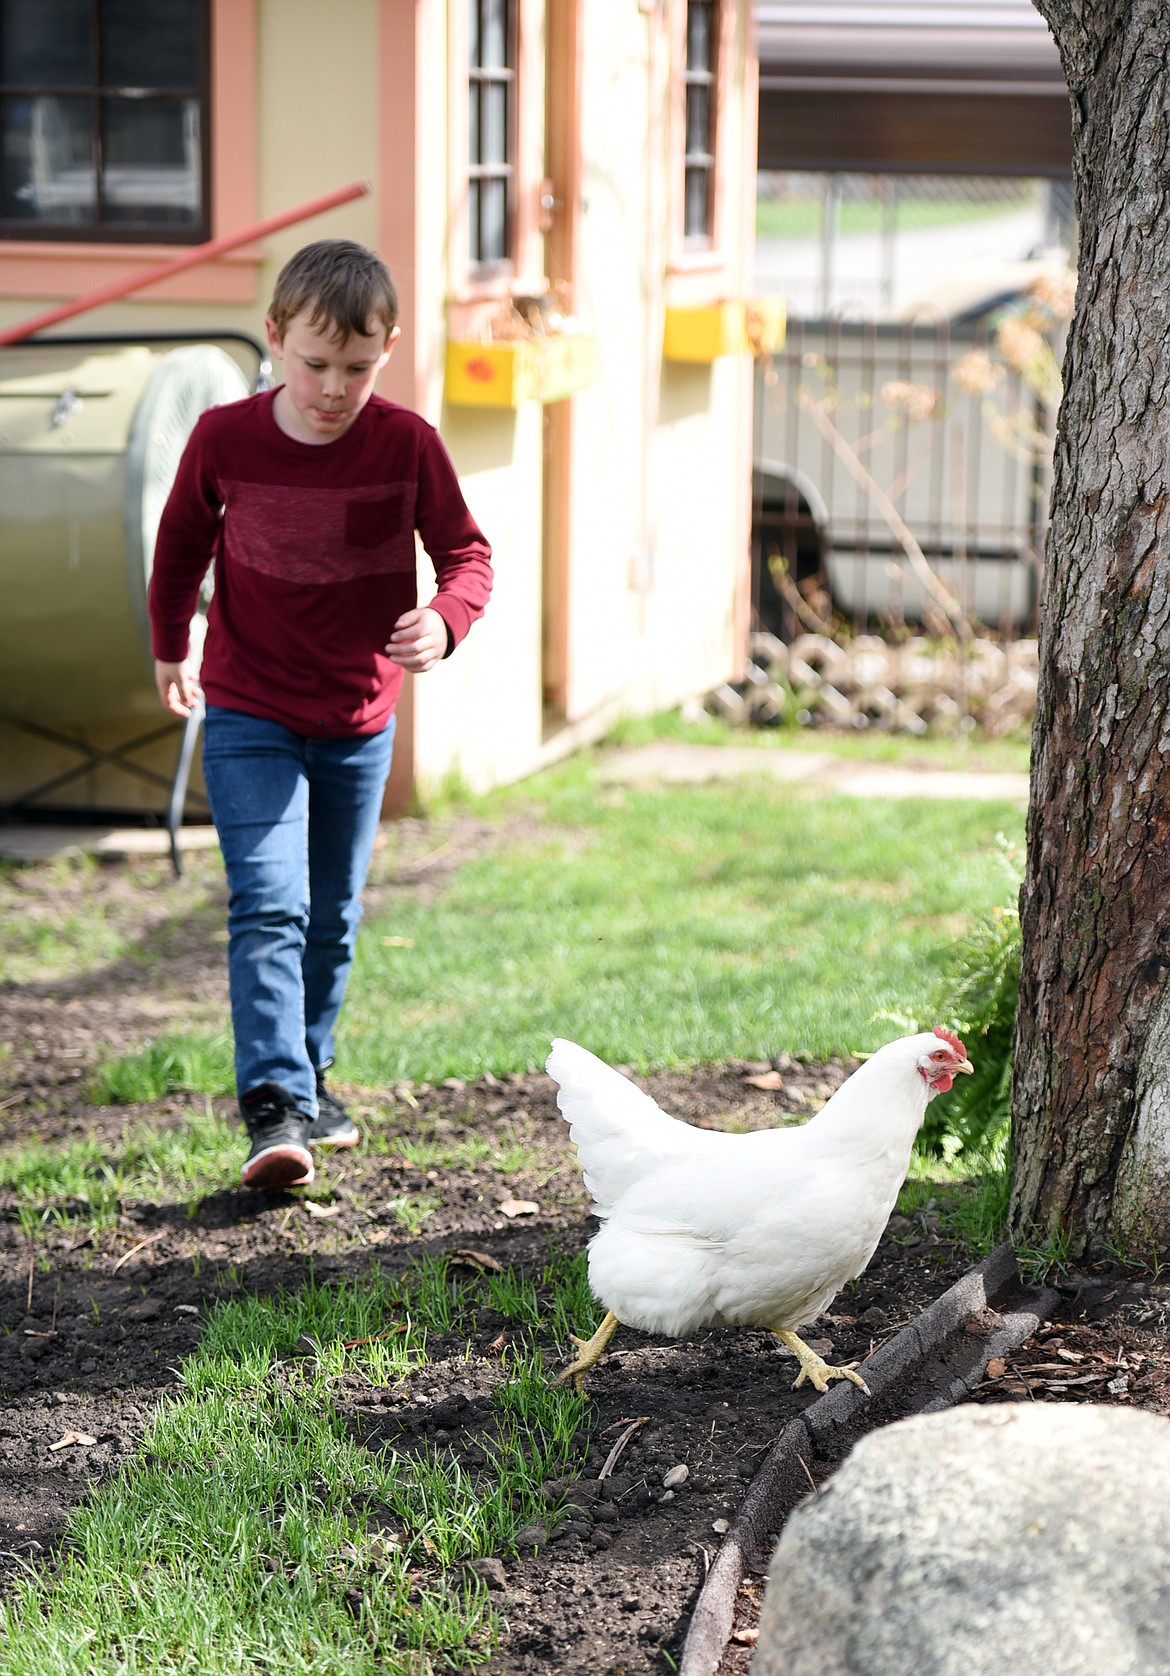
[708,632,1039,737]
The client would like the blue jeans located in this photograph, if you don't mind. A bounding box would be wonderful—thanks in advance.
[202,705,396,1115]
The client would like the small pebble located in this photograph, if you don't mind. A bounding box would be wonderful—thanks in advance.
[464,1556,507,1591]
[712,1519,730,1535]
[124,1300,162,1323]
[662,1464,689,1489]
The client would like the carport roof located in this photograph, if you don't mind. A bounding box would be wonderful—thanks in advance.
[756,0,1065,94]
[755,0,1070,173]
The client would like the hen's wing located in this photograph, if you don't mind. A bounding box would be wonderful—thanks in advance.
[587,1146,890,1336]
[547,1037,742,1212]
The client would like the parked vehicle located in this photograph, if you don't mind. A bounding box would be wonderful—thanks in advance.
[752,278,1065,640]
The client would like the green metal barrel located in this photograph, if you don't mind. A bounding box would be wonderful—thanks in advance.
[0,343,248,727]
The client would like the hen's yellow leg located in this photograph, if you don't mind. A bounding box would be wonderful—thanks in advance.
[553,1310,620,1393]
[773,1328,871,1397]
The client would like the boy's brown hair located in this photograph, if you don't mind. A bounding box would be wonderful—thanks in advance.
[268,239,399,344]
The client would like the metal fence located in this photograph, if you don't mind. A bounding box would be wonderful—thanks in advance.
[738,170,1072,732]
[752,312,1059,641]
[754,171,1075,320]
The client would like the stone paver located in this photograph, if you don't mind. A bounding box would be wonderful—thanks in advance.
[596,742,1029,802]
[0,825,219,863]
[0,742,1029,864]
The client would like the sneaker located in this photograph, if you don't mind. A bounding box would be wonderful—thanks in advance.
[239,1082,314,1189]
[308,1065,361,1150]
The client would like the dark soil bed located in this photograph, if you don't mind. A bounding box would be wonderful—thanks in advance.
[2,846,1169,1674]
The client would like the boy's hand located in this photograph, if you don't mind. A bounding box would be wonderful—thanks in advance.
[155,659,202,718]
[386,606,449,673]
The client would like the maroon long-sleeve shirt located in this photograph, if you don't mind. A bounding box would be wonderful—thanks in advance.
[148,388,493,735]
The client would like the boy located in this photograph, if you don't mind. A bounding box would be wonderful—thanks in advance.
[149,239,492,1190]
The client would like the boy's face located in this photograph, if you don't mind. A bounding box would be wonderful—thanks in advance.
[265,309,400,444]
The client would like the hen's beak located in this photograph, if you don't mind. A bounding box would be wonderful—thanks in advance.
[957,1057,974,1075]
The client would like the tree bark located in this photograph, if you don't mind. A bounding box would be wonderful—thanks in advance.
[1012,0,1170,1256]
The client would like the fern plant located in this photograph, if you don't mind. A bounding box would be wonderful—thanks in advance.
[916,841,1023,1162]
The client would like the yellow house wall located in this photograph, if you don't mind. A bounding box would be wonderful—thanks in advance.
[0,0,387,808]
[0,1,384,351]
[560,1,751,725]
[411,1,757,798]
[0,0,757,811]
[558,2,657,723]
[411,405,547,796]
[408,0,548,799]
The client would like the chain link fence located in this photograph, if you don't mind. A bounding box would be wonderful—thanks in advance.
[754,171,1075,320]
[733,170,1074,735]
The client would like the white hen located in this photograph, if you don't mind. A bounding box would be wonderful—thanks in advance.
[548,1028,972,1394]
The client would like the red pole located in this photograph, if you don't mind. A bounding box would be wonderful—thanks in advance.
[0,179,373,347]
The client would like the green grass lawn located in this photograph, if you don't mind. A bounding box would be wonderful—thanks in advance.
[755,190,1037,241]
[351,717,1028,1078]
[0,1257,593,1674]
[0,720,1028,1670]
[342,778,1022,1081]
[89,722,1028,1099]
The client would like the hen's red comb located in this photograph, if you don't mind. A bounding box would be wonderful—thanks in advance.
[933,1025,967,1056]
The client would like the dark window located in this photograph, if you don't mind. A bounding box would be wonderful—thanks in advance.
[0,0,209,242]
[468,0,514,269]
[683,0,716,245]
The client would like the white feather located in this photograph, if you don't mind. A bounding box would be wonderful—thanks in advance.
[548,1031,957,1339]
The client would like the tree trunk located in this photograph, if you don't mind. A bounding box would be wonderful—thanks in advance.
[1012,0,1170,1257]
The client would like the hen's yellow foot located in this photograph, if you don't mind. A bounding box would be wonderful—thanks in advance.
[553,1309,620,1393]
[774,1328,871,1397]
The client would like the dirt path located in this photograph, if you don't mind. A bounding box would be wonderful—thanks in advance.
[2,806,1167,1673]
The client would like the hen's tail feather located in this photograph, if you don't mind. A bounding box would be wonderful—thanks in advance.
[547,1037,729,1211]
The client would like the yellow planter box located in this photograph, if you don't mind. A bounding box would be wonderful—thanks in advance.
[663,296,786,362]
[445,341,540,407]
[445,335,597,408]
[537,333,597,403]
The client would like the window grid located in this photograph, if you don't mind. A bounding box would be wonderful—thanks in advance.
[468,0,515,270]
[683,0,717,245]
[0,0,210,242]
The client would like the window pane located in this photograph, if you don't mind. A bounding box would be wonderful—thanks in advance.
[686,84,709,155]
[684,163,710,239]
[101,0,200,90]
[1,93,96,220]
[478,175,507,263]
[0,0,93,87]
[687,1,712,71]
[101,95,199,223]
[481,0,507,70]
[481,79,506,166]
[467,0,511,267]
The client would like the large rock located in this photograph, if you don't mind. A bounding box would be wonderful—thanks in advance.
[753,1404,1170,1676]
